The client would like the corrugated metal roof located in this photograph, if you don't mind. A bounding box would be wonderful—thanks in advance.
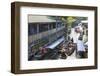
[28,15,56,23]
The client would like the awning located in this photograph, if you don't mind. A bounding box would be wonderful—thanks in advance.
[46,37,64,49]
[81,20,88,23]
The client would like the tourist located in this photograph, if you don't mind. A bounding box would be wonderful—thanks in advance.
[77,36,86,58]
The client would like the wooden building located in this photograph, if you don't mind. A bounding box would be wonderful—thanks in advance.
[28,15,66,60]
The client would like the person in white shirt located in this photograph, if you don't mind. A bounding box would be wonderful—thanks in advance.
[70,28,80,43]
[77,36,85,58]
